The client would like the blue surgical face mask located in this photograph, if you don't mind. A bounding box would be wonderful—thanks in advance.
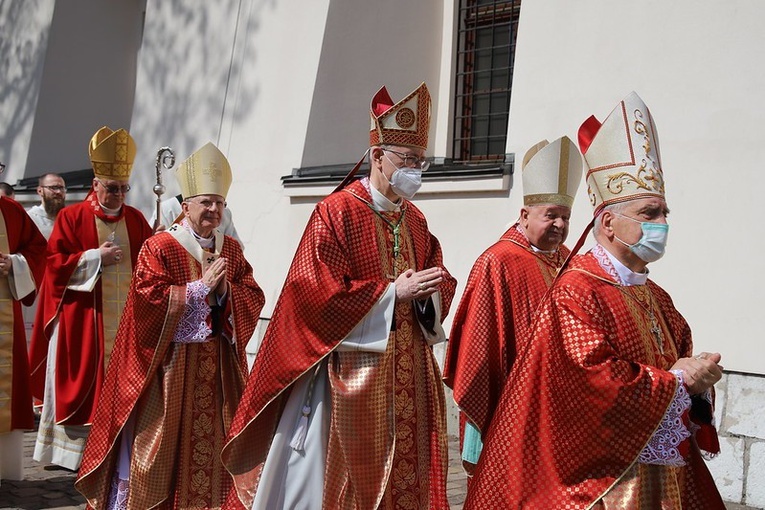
[613,212,669,263]
[384,155,422,199]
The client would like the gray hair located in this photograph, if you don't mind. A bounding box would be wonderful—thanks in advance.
[593,202,630,237]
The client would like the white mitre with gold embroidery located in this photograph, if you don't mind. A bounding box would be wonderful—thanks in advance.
[577,91,665,215]
[175,142,232,199]
[521,136,582,209]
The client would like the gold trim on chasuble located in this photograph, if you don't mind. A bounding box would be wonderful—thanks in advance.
[0,213,13,433]
[96,217,133,370]
[617,285,678,370]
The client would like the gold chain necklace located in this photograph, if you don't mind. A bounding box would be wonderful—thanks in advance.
[366,204,406,260]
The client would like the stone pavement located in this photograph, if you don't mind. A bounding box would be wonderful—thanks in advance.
[0,429,468,510]
[1,428,757,509]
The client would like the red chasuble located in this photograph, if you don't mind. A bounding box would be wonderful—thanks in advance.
[464,250,724,509]
[443,224,568,458]
[28,194,152,425]
[222,179,457,509]
[0,197,46,432]
[75,231,264,509]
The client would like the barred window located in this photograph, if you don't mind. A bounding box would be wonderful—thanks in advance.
[453,0,521,163]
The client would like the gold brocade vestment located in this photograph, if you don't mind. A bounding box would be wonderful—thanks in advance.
[323,208,449,510]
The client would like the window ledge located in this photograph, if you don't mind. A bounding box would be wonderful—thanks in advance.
[282,158,514,198]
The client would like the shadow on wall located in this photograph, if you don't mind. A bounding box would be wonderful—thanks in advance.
[0,0,53,182]
[128,0,276,216]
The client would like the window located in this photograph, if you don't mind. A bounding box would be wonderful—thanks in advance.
[453,0,521,163]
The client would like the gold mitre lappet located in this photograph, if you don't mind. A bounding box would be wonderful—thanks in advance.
[175,142,232,199]
[578,91,665,215]
[370,82,431,150]
[89,126,137,180]
[521,136,582,209]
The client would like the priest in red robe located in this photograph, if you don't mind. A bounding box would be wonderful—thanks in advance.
[76,142,265,509]
[29,127,153,471]
[443,136,582,476]
[0,173,47,484]
[222,82,457,509]
[465,92,725,509]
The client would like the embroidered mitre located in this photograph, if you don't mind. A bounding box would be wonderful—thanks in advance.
[369,82,431,150]
[175,142,233,200]
[89,126,137,181]
[577,91,665,214]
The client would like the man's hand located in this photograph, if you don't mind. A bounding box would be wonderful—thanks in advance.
[671,352,723,395]
[203,257,228,297]
[99,241,124,266]
[395,267,444,303]
[0,252,11,277]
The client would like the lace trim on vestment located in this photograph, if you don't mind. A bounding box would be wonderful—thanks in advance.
[107,473,129,510]
[173,279,212,343]
[591,244,622,284]
[638,369,691,466]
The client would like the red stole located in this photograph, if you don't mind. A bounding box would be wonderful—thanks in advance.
[28,194,152,424]
[222,179,456,509]
[464,251,724,509]
[0,197,46,431]
[443,224,568,438]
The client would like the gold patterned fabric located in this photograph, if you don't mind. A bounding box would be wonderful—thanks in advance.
[323,210,448,509]
[0,214,12,434]
[222,179,456,509]
[75,232,265,509]
[370,83,431,150]
[88,126,136,181]
[464,251,725,509]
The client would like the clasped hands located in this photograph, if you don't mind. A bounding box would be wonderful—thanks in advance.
[203,257,228,297]
[671,352,723,395]
[395,267,444,303]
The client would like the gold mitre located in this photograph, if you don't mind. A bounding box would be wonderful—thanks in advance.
[88,126,136,180]
[175,142,232,199]
[521,136,582,209]
[369,82,431,150]
[578,91,665,215]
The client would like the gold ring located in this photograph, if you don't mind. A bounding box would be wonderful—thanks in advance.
[418,282,425,291]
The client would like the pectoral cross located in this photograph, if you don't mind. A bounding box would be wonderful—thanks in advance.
[392,224,401,260]
[650,314,664,355]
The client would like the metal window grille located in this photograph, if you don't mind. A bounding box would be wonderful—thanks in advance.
[453,0,521,163]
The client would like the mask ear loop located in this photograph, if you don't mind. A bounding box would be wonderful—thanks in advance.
[333,148,371,193]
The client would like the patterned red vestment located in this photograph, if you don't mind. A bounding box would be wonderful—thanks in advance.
[443,224,568,463]
[75,231,264,509]
[464,250,725,509]
[28,194,152,425]
[222,179,457,509]
[0,197,46,432]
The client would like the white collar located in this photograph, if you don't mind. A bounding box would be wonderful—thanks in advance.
[599,244,648,286]
[368,178,401,212]
[99,203,121,217]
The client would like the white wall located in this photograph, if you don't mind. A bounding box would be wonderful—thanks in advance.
[504,0,765,374]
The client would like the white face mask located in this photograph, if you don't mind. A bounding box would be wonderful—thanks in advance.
[613,213,669,263]
[384,155,422,199]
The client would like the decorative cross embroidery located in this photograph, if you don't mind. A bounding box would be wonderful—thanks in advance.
[206,256,215,264]
[203,163,221,181]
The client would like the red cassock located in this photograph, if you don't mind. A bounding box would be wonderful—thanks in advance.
[28,194,152,425]
[464,250,725,509]
[222,179,457,509]
[443,224,568,467]
[0,196,46,432]
[75,231,265,509]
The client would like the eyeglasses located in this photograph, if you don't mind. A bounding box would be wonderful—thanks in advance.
[0,162,5,173]
[382,149,430,171]
[187,198,227,209]
[96,180,130,194]
[40,185,67,192]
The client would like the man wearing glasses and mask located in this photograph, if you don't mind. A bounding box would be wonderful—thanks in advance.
[223,83,457,509]
[30,127,153,471]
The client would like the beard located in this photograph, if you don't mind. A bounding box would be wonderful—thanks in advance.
[43,196,65,217]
